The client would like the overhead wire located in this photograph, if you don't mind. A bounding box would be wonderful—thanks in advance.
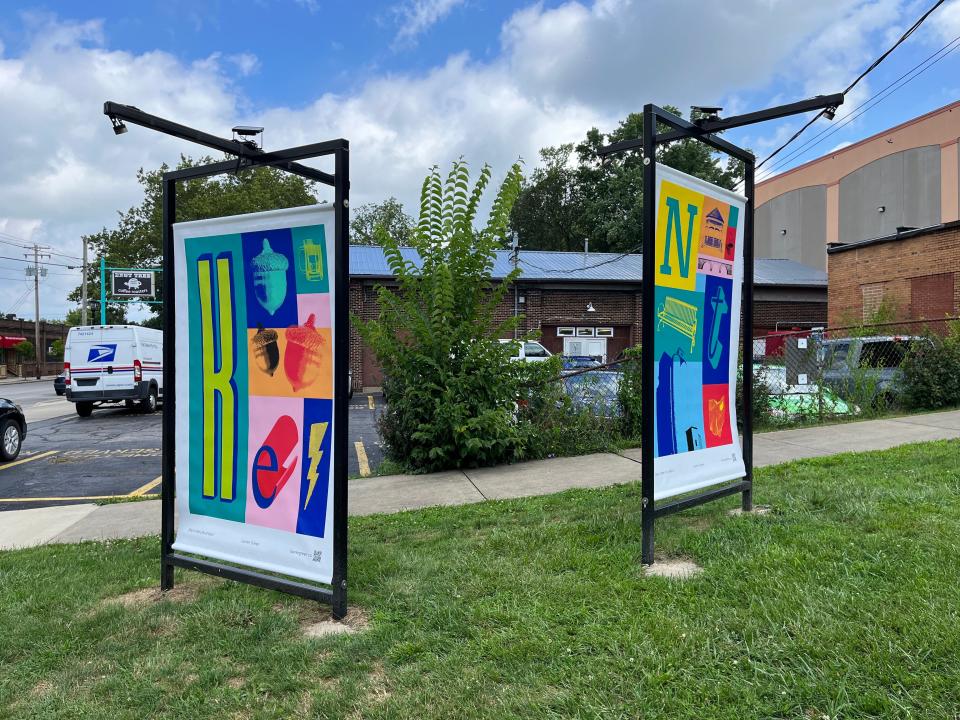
[757,32,960,181]
[756,0,946,171]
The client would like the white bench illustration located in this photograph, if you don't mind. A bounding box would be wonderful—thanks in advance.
[657,296,698,352]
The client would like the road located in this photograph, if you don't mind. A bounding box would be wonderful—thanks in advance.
[0,378,76,423]
[0,384,385,512]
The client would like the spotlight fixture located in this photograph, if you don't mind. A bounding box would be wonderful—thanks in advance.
[691,105,722,122]
[586,302,596,313]
[780,228,787,236]
[823,105,838,121]
[109,116,128,135]
[877,205,886,213]
[233,125,264,149]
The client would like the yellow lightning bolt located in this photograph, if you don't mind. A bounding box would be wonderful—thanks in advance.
[304,422,328,509]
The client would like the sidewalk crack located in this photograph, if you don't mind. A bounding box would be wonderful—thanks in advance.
[461,471,487,501]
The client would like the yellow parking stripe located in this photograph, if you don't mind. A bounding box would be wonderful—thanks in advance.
[354,440,371,477]
[367,395,375,410]
[0,494,129,502]
[0,450,58,471]
[128,476,162,497]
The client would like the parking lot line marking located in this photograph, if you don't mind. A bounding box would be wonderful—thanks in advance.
[354,440,371,477]
[0,450,58,471]
[129,476,162,497]
[367,395,375,410]
[0,494,130,502]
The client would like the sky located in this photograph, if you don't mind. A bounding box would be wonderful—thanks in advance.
[1,0,959,322]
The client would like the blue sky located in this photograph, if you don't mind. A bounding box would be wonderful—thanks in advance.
[1,0,959,319]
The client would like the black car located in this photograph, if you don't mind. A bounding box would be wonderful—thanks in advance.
[54,374,66,396]
[0,398,26,462]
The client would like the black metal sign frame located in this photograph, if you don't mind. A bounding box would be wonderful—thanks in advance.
[104,101,350,618]
[599,96,842,565]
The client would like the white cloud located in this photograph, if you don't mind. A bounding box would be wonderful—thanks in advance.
[0,2,921,320]
[393,0,466,45]
[936,0,960,42]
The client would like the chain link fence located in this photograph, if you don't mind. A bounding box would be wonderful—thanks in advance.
[522,315,960,444]
[754,316,960,426]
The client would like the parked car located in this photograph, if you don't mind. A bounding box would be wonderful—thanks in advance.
[53,374,66,396]
[64,325,163,417]
[499,339,553,362]
[0,398,26,462]
[562,369,622,417]
[818,335,926,408]
[561,355,602,371]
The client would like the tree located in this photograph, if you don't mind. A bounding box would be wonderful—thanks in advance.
[50,339,65,359]
[69,156,319,324]
[13,340,34,360]
[350,197,414,246]
[510,108,745,253]
[355,160,525,472]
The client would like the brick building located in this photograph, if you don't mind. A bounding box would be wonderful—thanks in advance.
[348,247,826,390]
[0,318,70,378]
[827,221,960,327]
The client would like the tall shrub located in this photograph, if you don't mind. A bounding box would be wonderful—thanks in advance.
[900,323,960,410]
[356,160,525,472]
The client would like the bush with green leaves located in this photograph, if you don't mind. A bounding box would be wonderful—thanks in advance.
[616,346,642,440]
[900,323,960,410]
[355,160,524,472]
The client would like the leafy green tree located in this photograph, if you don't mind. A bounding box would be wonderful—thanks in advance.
[50,339,65,359]
[350,197,414,246]
[13,340,34,360]
[510,108,745,253]
[69,156,319,325]
[356,160,525,471]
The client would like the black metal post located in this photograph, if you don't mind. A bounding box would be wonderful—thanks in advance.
[741,159,755,511]
[640,105,657,565]
[160,176,176,591]
[331,146,350,620]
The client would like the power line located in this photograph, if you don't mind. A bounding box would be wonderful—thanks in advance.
[757,33,960,180]
[756,0,946,170]
[0,254,77,269]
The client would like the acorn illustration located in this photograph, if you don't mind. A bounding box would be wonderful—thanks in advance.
[251,325,280,377]
[250,239,289,315]
[285,313,326,392]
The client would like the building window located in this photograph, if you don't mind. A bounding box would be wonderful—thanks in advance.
[557,327,575,337]
[595,327,614,337]
[576,327,595,337]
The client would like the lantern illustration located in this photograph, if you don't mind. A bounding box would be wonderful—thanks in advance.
[250,239,289,315]
[251,326,280,376]
[301,239,324,281]
[285,313,326,392]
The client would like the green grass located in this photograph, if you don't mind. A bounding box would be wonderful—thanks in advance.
[3,440,960,719]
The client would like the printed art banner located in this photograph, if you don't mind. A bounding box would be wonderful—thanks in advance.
[652,164,746,500]
[173,205,337,584]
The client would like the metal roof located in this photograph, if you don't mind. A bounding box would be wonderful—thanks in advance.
[349,246,826,287]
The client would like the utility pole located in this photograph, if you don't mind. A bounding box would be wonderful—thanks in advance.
[81,239,88,325]
[25,244,50,379]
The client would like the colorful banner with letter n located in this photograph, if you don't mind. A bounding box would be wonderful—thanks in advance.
[653,164,746,500]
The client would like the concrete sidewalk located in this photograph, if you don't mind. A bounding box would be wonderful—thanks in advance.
[2,409,958,550]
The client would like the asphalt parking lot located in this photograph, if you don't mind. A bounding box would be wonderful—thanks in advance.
[0,390,385,511]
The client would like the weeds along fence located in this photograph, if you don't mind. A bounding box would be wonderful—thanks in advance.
[753,316,960,427]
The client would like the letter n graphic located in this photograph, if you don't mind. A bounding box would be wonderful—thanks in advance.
[197,253,238,502]
[659,197,699,278]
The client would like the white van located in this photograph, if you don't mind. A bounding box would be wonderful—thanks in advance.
[64,325,163,417]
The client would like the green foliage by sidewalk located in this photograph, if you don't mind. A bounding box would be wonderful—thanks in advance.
[355,160,525,472]
[3,440,960,718]
[900,321,960,410]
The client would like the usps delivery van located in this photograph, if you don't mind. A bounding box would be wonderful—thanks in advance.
[64,325,163,417]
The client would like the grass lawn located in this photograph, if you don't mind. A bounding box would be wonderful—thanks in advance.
[2,440,960,719]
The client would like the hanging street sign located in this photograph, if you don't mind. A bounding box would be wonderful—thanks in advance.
[111,270,155,298]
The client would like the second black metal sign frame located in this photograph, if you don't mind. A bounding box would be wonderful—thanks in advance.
[600,95,843,564]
